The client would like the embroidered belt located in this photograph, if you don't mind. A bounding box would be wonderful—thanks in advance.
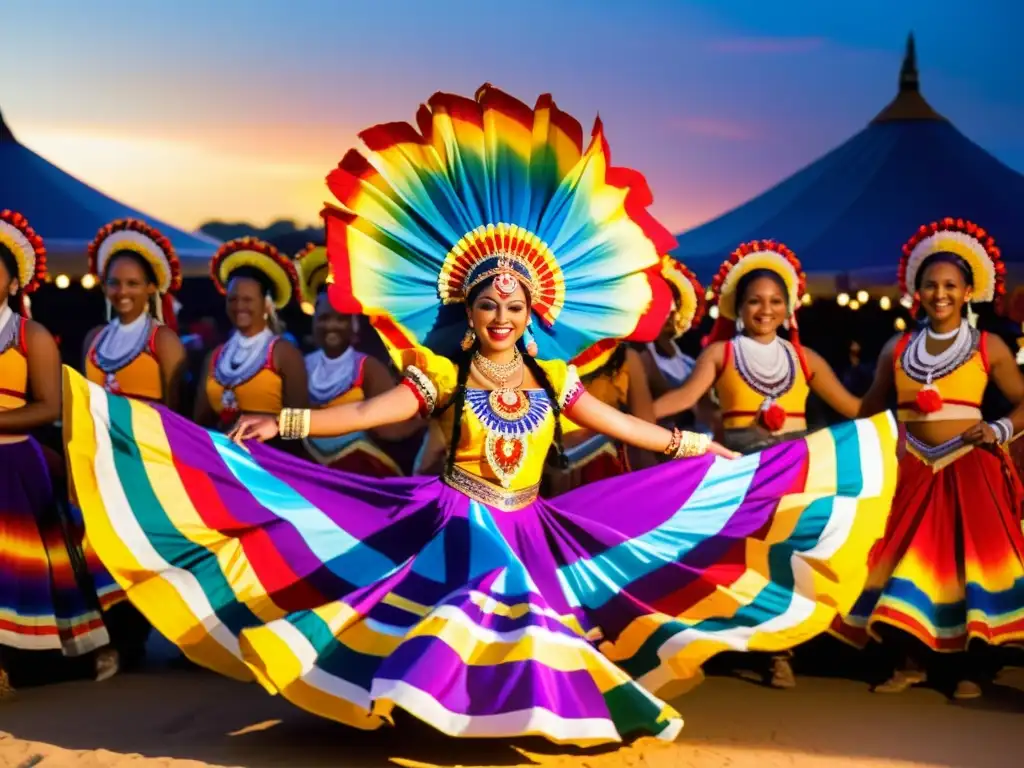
[904,433,973,471]
[443,466,539,511]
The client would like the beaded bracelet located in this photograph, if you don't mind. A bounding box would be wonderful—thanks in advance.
[278,408,311,440]
[988,417,1014,445]
[663,427,682,456]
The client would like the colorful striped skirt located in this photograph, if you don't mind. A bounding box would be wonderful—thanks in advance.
[833,443,1024,651]
[304,433,403,477]
[0,437,110,656]
[64,368,898,745]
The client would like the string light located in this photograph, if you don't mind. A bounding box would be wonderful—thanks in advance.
[300,301,315,316]
[856,290,869,303]
[80,274,97,290]
[849,299,861,310]
[837,293,850,307]
[709,305,720,319]
[894,317,907,331]
[879,296,892,311]
[800,293,812,306]
[705,288,715,301]
[55,274,70,289]
[900,295,914,309]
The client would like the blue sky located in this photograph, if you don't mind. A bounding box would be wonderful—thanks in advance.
[1,0,1019,231]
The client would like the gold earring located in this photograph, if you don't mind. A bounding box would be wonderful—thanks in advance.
[461,328,476,351]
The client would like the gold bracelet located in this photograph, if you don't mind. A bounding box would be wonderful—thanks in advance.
[278,408,311,440]
[674,431,710,458]
[663,427,682,456]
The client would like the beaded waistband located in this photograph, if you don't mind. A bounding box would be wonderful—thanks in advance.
[904,433,973,471]
[443,466,540,511]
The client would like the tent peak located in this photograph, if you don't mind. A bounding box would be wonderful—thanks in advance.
[0,105,15,143]
[872,32,946,123]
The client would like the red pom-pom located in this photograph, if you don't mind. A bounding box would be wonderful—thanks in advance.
[915,386,943,414]
[760,402,787,432]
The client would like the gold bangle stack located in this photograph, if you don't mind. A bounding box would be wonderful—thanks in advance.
[675,431,710,458]
[278,408,311,440]
[664,428,710,459]
[663,428,683,456]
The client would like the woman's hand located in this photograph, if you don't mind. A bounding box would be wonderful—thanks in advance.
[708,440,741,459]
[961,422,997,445]
[229,414,279,444]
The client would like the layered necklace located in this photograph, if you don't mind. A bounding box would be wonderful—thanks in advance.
[732,335,795,399]
[93,313,154,392]
[215,328,274,388]
[901,319,978,385]
[0,301,15,355]
[472,349,540,487]
[306,346,360,406]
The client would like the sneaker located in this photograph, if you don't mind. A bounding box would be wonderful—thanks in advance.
[953,680,982,700]
[873,669,927,693]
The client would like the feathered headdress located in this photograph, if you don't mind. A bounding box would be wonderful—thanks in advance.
[210,237,300,310]
[323,83,675,363]
[0,209,47,317]
[661,255,705,337]
[295,243,329,309]
[89,218,182,330]
[899,217,1005,317]
[705,239,806,345]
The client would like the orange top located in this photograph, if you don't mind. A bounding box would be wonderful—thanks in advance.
[0,317,29,411]
[894,331,988,423]
[715,339,811,432]
[85,324,164,402]
[319,355,367,408]
[205,339,283,425]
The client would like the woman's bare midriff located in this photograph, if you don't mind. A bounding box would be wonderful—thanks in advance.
[0,434,29,445]
[905,418,977,447]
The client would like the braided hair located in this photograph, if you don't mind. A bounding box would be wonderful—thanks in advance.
[439,278,569,476]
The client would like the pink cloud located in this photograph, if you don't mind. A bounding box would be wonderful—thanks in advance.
[707,36,826,54]
[666,116,757,142]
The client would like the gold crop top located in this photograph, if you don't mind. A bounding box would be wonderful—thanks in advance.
[893,331,988,423]
[715,339,811,433]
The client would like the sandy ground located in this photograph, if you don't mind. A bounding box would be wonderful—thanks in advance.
[1,639,1022,768]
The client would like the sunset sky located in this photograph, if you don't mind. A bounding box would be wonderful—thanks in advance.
[2,0,1020,234]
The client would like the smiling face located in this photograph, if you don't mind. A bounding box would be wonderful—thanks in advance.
[738,275,788,338]
[467,279,529,356]
[917,259,971,328]
[226,276,269,335]
[313,292,355,357]
[104,253,156,322]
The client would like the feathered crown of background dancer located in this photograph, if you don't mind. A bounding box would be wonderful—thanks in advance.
[661,255,706,339]
[88,218,182,330]
[0,209,46,318]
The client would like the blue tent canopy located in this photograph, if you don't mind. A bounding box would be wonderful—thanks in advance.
[0,110,219,277]
[672,36,1024,295]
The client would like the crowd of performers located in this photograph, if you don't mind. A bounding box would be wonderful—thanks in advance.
[1,85,1023,745]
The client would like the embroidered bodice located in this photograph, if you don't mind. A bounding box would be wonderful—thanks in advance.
[0,309,28,411]
[715,338,810,432]
[85,317,164,401]
[894,330,988,423]
[205,331,282,425]
[399,346,583,495]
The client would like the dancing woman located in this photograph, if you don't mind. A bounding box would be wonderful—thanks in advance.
[65,86,898,744]
[638,256,717,434]
[833,218,1024,700]
[0,211,115,696]
[295,244,422,475]
[195,238,308,431]
[653,241,863,688]
[83,219,187,409]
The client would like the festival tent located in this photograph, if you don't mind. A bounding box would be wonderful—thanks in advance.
[671,35,1024,299]
[0,107,220,278]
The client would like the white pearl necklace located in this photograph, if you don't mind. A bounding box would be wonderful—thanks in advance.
[733,335,795,400]
[901,319,977,384]
[93,313,152,374]
[215,328,275,388]
[305,347,360,406]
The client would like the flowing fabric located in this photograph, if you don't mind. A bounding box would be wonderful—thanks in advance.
[65,368,898,745]
[833,446,1024,651]
[0,438,110,656]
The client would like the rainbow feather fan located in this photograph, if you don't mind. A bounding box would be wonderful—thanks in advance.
[324,83,675,362]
